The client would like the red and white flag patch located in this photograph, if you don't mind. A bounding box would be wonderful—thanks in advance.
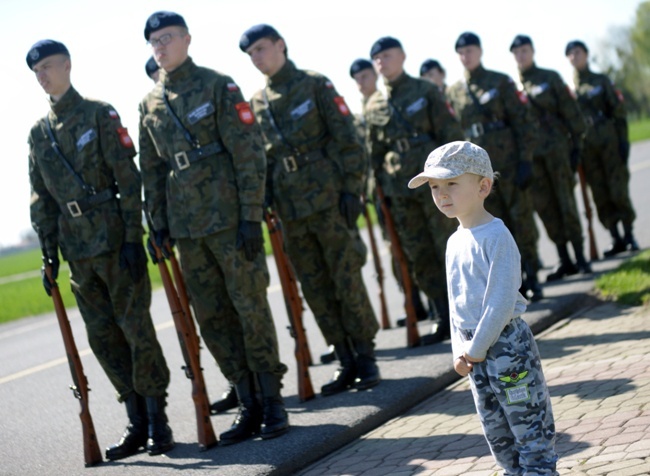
[445,101,456,117]
[516,90,529,105]
[235,102,255,125]
[227,82,240,92]
[333,96,350,116]
[108,110,119,119]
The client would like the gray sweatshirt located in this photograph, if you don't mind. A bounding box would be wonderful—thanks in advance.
[447,218,528,360]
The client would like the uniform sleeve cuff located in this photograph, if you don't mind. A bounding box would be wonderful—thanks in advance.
[240,205,263,222]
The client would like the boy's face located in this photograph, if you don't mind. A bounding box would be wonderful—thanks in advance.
[428,173,492,225]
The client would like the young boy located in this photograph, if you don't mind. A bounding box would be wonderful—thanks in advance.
[408,141,558,475]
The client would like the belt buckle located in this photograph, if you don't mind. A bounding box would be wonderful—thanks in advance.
[283,156,298,173]
[66,201,82,218]
[174,151,190,171]
[395,138,410,153]
[471,123,484,138]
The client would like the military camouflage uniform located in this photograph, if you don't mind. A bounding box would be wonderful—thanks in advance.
[366,72,462,303]
[573,68,636,232]
[28,86,170,400]
[519,64,585,249]
[249,60,378,347]
[447,65,541,293]
[138,57,287,385]
[460,318,558,474]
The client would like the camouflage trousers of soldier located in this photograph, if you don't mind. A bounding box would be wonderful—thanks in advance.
[461,317,558,475]
[532,144,583,246]
[69,248,170,401]
[284,205,379,346]
[485,167,540,273]
[177,228,287,386]
[391,189,456,301]
[583,129,636,230]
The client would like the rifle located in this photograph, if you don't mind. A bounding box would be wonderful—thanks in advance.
[38,233,102,467]
[375,185,420,347]
[576,164,599,260]
[147,229,217,451]
[264,209,316,402]
[361,195,390,330]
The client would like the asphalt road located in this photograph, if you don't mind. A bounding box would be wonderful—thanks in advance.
[1,141,649,476]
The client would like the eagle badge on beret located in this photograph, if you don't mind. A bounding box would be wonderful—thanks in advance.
[149,14,160,28]
[29,48,39,61]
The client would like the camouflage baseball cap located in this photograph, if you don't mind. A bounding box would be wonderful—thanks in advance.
[408,141,493,189]
[26,39,69,70]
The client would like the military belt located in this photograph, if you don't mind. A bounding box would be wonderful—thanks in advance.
[464,120,507,139]
[172,141,225,171]
[390,134,434,154]
[281,149,327,173]
[60,187,117,218]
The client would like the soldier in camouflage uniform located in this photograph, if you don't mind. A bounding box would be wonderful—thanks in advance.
[408,141,558,475]
[349,58,430,329]
[366,37,463,344]
[138,12,289,445]
[566,40,638,255]
[26,40,173,460]
[240,24,380,396]
[419,59,447,97]
[447,32,543,302]
[510,35,591,280]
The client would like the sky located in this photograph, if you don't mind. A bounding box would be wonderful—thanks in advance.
[0,0,642,248]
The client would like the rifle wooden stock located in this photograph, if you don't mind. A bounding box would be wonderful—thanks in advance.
[42,264,102,467]
[264,210,315,402]
[577,164,599,261]
[150,239,217,451]
[375,185,420,347]
[361,196,390,330]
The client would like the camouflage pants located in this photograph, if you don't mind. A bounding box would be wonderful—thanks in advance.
[177,228,287,385]
[532,143,583,246]
[69,249,170,400]
[391,189,456,300]
[463,317,558,475]
[284,205,379,345]
[583,126,636,229]
[485,170,540,272]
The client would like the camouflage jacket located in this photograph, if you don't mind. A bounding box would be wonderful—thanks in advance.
[366,72,463,197]
[139,57,266,239]
[447,65,537,167]
[28,86,141,261]
[519,64,586,154]
[572,67,628,147]
[250,60,365,221]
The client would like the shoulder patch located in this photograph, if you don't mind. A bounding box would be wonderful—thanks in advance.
[325,80,334,89]
[333,96,350,116]
[108,110,119,119]
[235,101,255,125]
[227,82,240,92]
[116,127,134,148]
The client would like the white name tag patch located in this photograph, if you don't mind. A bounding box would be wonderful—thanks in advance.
[187,102,215,125]
[505,384,530,404]
[76,129,97,151]
[290,99,315,120]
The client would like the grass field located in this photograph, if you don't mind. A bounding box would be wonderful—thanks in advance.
[629,117,650,143]
[595,249,650,306]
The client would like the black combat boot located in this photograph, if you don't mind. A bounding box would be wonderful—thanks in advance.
[320,344,336,364]
[623,224,640,252]
[351,339,381,390]
[321,340,357,396]
[571,239,592,274]
[420,296,451,346]
[604,223,627,257]
[105,392,148,461]
[546,244,579,282]
[145,396,174,456]
[257,372,290,439]
[396,285,429,327]
[209,381,238,414]
[219,372,263,445]
[523,261,543,302]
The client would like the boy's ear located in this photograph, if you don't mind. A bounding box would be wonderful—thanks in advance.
[479,177,492,196]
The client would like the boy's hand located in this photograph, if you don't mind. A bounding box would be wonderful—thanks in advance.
[454,356,473,377]
[463,352,485,364]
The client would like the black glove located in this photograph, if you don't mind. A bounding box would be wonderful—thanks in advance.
[569,147,581,174]
[146,235,159,264]
[119,242,148,282]
[41,254,60,296]
[514,161,533,190]
[236,220,264,261]
[154,228,174,260]
[339,192,362,229]
[618,139,630,164]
